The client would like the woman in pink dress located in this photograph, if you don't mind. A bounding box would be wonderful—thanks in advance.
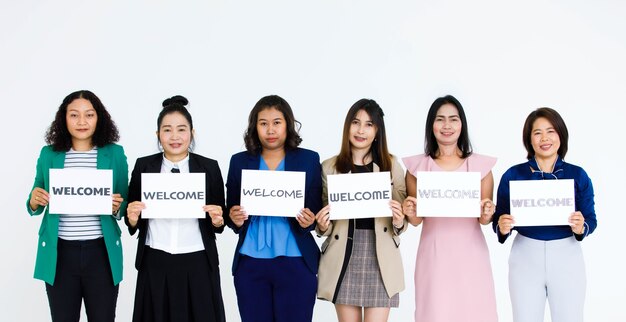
[402,95,498,322]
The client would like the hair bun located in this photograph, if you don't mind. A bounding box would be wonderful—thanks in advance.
[162,95,189,108]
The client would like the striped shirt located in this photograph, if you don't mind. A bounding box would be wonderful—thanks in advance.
[58,148,103,240]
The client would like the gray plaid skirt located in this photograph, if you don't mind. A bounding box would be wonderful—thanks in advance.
[335,229,399,307]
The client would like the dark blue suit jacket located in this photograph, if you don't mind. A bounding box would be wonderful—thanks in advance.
[224,148,323,275]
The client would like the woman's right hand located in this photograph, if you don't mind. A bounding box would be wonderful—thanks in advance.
[29,187,49,211]
[315,204,331,233]
[126,201,146,228]
[497,214,515,235]
[402,196,424,226]
[229,205,248,228]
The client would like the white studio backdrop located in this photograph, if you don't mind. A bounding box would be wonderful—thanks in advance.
[1,1,625,321]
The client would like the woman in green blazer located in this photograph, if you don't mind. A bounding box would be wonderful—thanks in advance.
[26,90,128,322]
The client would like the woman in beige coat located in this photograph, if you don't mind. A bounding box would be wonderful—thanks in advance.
[315,99,407,322]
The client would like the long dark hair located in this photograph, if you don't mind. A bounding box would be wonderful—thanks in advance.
[157,95,195,151]
[424,95,472,158]
[335,99,392,173]
[522,107,569,159]
[45,90,119,151]
[243,95,302,154]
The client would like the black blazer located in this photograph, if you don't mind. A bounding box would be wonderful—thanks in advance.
[125,152,226,271]
[224,148,323,275]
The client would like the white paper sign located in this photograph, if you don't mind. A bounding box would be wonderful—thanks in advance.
[141,173,206,219]
[415,171,481,217]
[49,169,113,215]
[509,179,574,226]
[240,170,305,217]
[326,172,392,220]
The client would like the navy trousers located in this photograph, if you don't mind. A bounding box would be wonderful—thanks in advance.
[234,256,317,322]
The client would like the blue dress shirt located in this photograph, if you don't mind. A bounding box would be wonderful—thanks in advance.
[493,157,597,243]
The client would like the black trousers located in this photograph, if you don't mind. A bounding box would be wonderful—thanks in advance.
[45,238,119,322]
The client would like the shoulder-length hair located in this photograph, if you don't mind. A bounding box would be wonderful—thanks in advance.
[424,95,472,158]
[335,99,392,173]
[157,95,195,151]
[522,107,569,159]
[45,90,119,151]
[244,95,302,154]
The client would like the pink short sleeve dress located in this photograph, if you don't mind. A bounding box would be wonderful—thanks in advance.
[403,153,498,322]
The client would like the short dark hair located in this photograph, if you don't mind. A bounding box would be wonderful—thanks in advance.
[424,95,472,158]
[45,90,119,152]
[522,107,569,159]
[157,95,195,151]
[244,95,302,154]
[335,99,392,173]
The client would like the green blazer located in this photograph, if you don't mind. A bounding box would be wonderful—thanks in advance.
[26,144,129,285]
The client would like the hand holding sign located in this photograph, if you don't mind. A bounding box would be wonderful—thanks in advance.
[569,211,585,234]
[296,208,316,228]
[29,187,50,211]
[112,193,124,214]
[402,196,422,226]
[229,205,248,228]
[315,205,331,234]
[479,199,496,224]
[126,201,146,228]
[390,199,405,228]
[203,204,224,227]
[497,214,515,235]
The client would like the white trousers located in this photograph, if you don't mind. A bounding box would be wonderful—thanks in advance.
[509,234,586,322]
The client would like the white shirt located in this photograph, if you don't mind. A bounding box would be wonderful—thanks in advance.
[145,154,205,254]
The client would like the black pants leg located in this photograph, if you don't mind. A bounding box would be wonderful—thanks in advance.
[46,238,118,322]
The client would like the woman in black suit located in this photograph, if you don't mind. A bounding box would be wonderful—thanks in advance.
[125,95,226,322]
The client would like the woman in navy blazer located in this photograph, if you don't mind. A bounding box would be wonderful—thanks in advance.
[225,95,323,322]
[125,96,226,322]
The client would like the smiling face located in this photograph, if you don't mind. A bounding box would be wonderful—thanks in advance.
[432,103,462,147]
[158,111,192,162]
[349,109,377,153]
[530,116,560,162]
[256,107,287,152]
[66,98,98,147]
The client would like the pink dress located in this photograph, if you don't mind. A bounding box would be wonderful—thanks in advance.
[403,153,498,322]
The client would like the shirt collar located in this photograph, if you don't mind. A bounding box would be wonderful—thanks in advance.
[528,156,564,180]
[162,153,190,173]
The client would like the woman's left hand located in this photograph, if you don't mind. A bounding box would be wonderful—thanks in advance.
[203,204,224,227]
[390,200,405,229]
[296,208,316,228]
[569,211,586,235]
[479,199,496,225]
[112,193,124,214]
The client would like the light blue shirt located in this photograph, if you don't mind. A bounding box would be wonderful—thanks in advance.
[239,157,302,258]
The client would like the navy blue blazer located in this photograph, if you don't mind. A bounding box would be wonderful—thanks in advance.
[125,152,226,272]
[224,148,323,275]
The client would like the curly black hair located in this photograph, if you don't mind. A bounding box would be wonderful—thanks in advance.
[45,90,120,151]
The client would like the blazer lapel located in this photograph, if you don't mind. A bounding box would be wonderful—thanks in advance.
[96,145,111,169]
[51,150,66,169]
[188,153,201,173]
[246,153,260,170]
[284,150,295,171]
[146,153,163,173]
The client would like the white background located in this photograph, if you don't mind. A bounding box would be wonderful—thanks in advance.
[1,1,624,321]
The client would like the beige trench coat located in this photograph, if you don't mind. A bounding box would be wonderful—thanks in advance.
[316,155,407,301]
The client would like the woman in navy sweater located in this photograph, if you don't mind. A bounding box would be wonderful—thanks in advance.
[493,107,597,322]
